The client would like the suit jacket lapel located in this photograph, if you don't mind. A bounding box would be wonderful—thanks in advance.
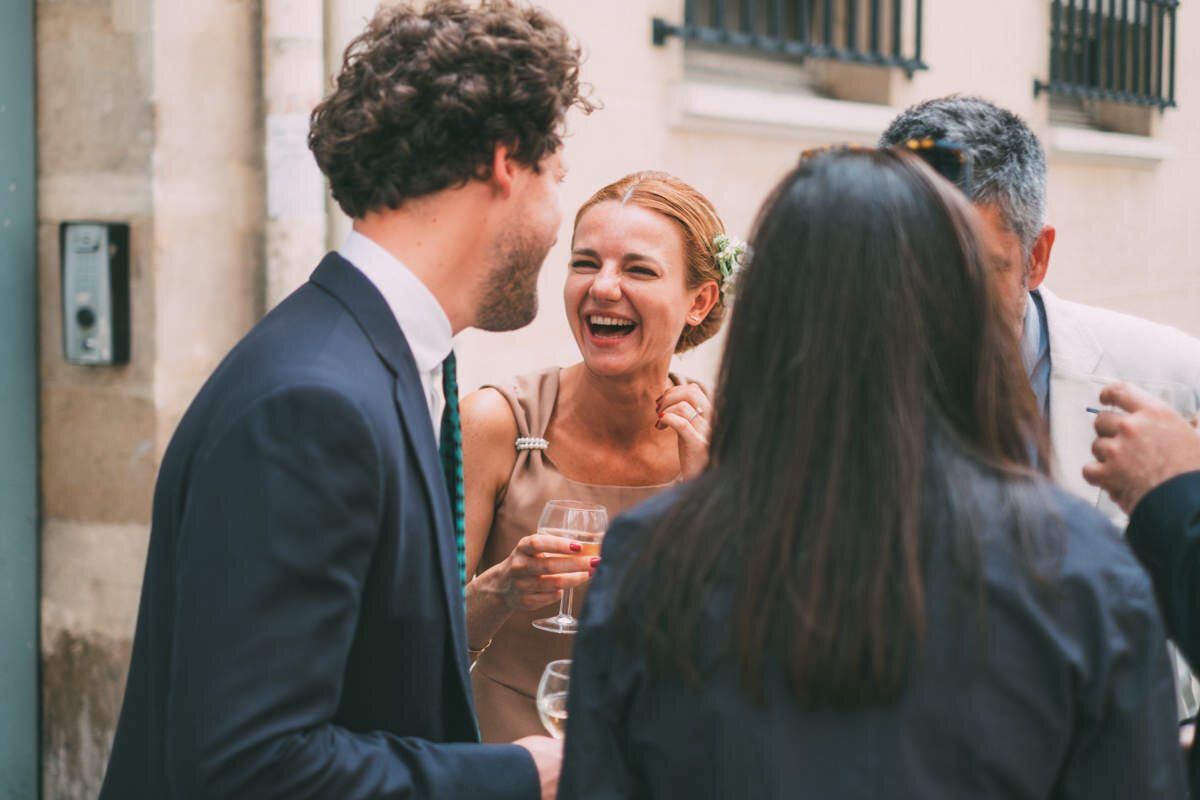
[391,371,474,692]
[310,253,474,707]
[1042,287,1105,507]
[1047,372,1106,505]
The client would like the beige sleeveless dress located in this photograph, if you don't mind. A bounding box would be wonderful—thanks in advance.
[471,367,698,742]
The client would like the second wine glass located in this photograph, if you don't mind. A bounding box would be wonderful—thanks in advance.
[531,500,607,634]
[536,659,571,739]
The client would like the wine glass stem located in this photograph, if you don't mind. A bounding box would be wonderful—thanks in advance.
[560,587,575,621]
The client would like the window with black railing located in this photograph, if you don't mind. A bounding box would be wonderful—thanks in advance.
[652,0,927,77]
[1035,0,1178,110]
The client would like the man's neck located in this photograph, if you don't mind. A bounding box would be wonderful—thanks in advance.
[353,189,494,334]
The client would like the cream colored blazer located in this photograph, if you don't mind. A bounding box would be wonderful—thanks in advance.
[1041,285,1200,717]
[1042,285,1200,518]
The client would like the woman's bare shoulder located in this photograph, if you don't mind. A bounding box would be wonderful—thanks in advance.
[461,386,519,449]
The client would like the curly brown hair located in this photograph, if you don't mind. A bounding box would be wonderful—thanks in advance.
[309,0,595,219]
[573,171,728,353]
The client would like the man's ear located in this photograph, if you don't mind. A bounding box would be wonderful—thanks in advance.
[490,142,517,199]
[1027,225,1055,290]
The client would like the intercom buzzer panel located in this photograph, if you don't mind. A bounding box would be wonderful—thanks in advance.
[60,221,130,365]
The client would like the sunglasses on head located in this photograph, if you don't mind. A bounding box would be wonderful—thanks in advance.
[798,139,973,196]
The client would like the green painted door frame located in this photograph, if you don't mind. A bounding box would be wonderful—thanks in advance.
[0,0,40,796]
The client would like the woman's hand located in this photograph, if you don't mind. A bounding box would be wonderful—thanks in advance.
[655,382,712,480]
[472,533,597,612]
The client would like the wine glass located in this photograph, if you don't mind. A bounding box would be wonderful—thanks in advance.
[536,659,571,739]
[531,500,607,634]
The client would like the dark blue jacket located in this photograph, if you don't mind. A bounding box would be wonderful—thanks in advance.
[1128,471,1200,668]
[559,467,1185,799]
[99,253,538,799]
[1127,469,1200,797]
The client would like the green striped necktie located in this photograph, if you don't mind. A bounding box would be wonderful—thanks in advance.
[439,353,479,741]
[439,351,467,600]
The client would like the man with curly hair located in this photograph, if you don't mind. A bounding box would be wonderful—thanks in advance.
[99,3,594,799]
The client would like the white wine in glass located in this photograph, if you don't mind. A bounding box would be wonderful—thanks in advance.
[531,500,607,634]
[536,659,571,739]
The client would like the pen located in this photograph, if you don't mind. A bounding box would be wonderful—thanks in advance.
[1087,406,1200,426]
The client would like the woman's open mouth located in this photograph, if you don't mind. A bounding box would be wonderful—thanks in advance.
[586,314,637,339]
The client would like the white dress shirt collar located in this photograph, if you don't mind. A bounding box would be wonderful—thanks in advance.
[338,231,453,434]
[339,230,452,373]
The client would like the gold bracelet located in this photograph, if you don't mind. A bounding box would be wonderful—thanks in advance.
[468,639,493,658]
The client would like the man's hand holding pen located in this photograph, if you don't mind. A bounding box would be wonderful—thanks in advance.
[1083,383,1200,514]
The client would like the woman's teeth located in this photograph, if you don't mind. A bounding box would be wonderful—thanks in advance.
[587,315,637,338]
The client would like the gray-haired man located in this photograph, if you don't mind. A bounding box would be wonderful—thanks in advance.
[881,96,1200,513]
[881,95,1200,716]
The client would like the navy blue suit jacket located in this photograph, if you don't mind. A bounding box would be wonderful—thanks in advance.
[1128,471,1200,668]
[1126,470,1200,796]
[99,253,538,799]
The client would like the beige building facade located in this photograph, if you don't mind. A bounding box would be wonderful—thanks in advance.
[13,0,1198,796]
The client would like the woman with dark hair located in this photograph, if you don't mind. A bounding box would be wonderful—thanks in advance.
[557,150,1184,798]
[461,172,738,742]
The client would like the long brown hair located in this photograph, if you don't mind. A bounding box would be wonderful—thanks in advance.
[625,149,1048,707]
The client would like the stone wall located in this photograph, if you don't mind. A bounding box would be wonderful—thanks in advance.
[36,0,263,796]
[37,0,156,791]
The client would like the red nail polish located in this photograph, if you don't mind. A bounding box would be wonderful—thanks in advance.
[589,569,596,577]
[657,411,664,417]
[569,542,582,552]
[590,557,601,567]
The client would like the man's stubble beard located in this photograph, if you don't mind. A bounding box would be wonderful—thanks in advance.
[473,226,552,333]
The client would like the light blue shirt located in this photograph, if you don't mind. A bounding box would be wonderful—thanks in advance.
[1021,289,1051,419]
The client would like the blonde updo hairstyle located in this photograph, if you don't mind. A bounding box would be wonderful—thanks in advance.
[572,171,727,352]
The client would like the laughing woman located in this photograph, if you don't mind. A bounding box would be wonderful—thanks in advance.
[460,172,737,742]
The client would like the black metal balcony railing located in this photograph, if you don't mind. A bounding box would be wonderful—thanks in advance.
[1035,0,1179,109]
[652,0,927,78]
